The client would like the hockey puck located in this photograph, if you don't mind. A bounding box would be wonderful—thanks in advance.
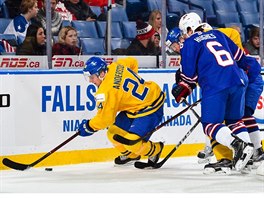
[45,168,53,171]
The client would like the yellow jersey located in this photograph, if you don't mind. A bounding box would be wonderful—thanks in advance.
[89,57,165,130]
[217,27,243,50]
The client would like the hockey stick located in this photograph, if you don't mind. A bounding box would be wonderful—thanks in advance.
[2,131,80,171]
[153,100,201,168]
[135,118,201,169]
[113,99,201,145]
[183,98,201,120]
[152,118,201,169]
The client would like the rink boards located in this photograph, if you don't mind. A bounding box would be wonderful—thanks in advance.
[0,69,263,170]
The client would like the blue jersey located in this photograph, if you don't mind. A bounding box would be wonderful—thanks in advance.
[238,55,261,83]
[180,30,246,97]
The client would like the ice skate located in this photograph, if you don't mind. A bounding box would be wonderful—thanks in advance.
[114,155,141,165]
[197,146,214,164]
[256,161,264,176]
[134,142,164,169]
[253,147,264,162]
[230,134,254,171]
[240,158,253,174]
[203,159,232,175]
[251,147,264,169]
[147,142,164,166]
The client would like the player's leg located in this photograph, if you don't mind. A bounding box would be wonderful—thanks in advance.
[123,105,164,165]
[204,75,263,173]
[243,76,264,166]
[107,124,140,165]
[109,106,164,166]
[224,84,254,171]
[123,133,164,165]
[211,139,233,162]
[201,91,234,173]
[197,136,214,164]
[107,111,142,165]
[202,86,253,171]
[203,140,233,174]
[242,110,264,167]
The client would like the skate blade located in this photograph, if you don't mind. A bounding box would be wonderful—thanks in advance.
[234,145,254,171]
[198,158,211,164]
[203,167,232,175]
[114,161,136,167]
[256,161,264,176]
[251,161,261,169]
[240,165,252,174]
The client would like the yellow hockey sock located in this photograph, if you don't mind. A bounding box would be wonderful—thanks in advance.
[211,139,233,161]
[107,125,139,158]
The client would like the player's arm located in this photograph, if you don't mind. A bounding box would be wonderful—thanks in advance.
[172,40,198,103]
[172,69,197,103]
[237,55,261,82]
[79,91,118,137]
[89,91,118,131]
[223,34,261,82]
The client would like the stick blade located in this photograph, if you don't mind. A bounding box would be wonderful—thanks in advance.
[2,158,30,171]
[134,161,162,169]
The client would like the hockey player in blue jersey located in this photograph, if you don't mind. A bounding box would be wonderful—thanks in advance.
[165,27,183,55]
[203,58,263,174]
[171,12,255,171]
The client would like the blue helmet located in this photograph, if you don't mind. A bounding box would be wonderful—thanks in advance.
[83,57,107,77]
[166,27,181,47]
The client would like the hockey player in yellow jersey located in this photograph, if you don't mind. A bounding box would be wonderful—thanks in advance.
[78,56,165,167]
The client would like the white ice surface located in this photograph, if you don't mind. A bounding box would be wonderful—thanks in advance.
[0,156,263,194]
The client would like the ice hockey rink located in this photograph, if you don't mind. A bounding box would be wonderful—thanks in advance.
[1,156,264,195]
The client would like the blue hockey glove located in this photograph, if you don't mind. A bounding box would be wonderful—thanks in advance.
[78,120,97,137]
[172,82,192,103]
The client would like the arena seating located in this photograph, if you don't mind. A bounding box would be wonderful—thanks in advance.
[61,20,72,28]
[121,21,137,41]
[71,21,98,38]
[106,6,129,22]
[236,0,259,13]
[96,21,123,38]
[0,0,262,52]
[0,0,9,18]
[167,0,190,16]
[215,10,241,27]
[90,5,102,18]
[213,0,238,12]
[111,38,130,50]
[0,17,11,33]
[80,38,105,55]
[189,0,217,26]
[146,0,162,11]
[240,12,260,27]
